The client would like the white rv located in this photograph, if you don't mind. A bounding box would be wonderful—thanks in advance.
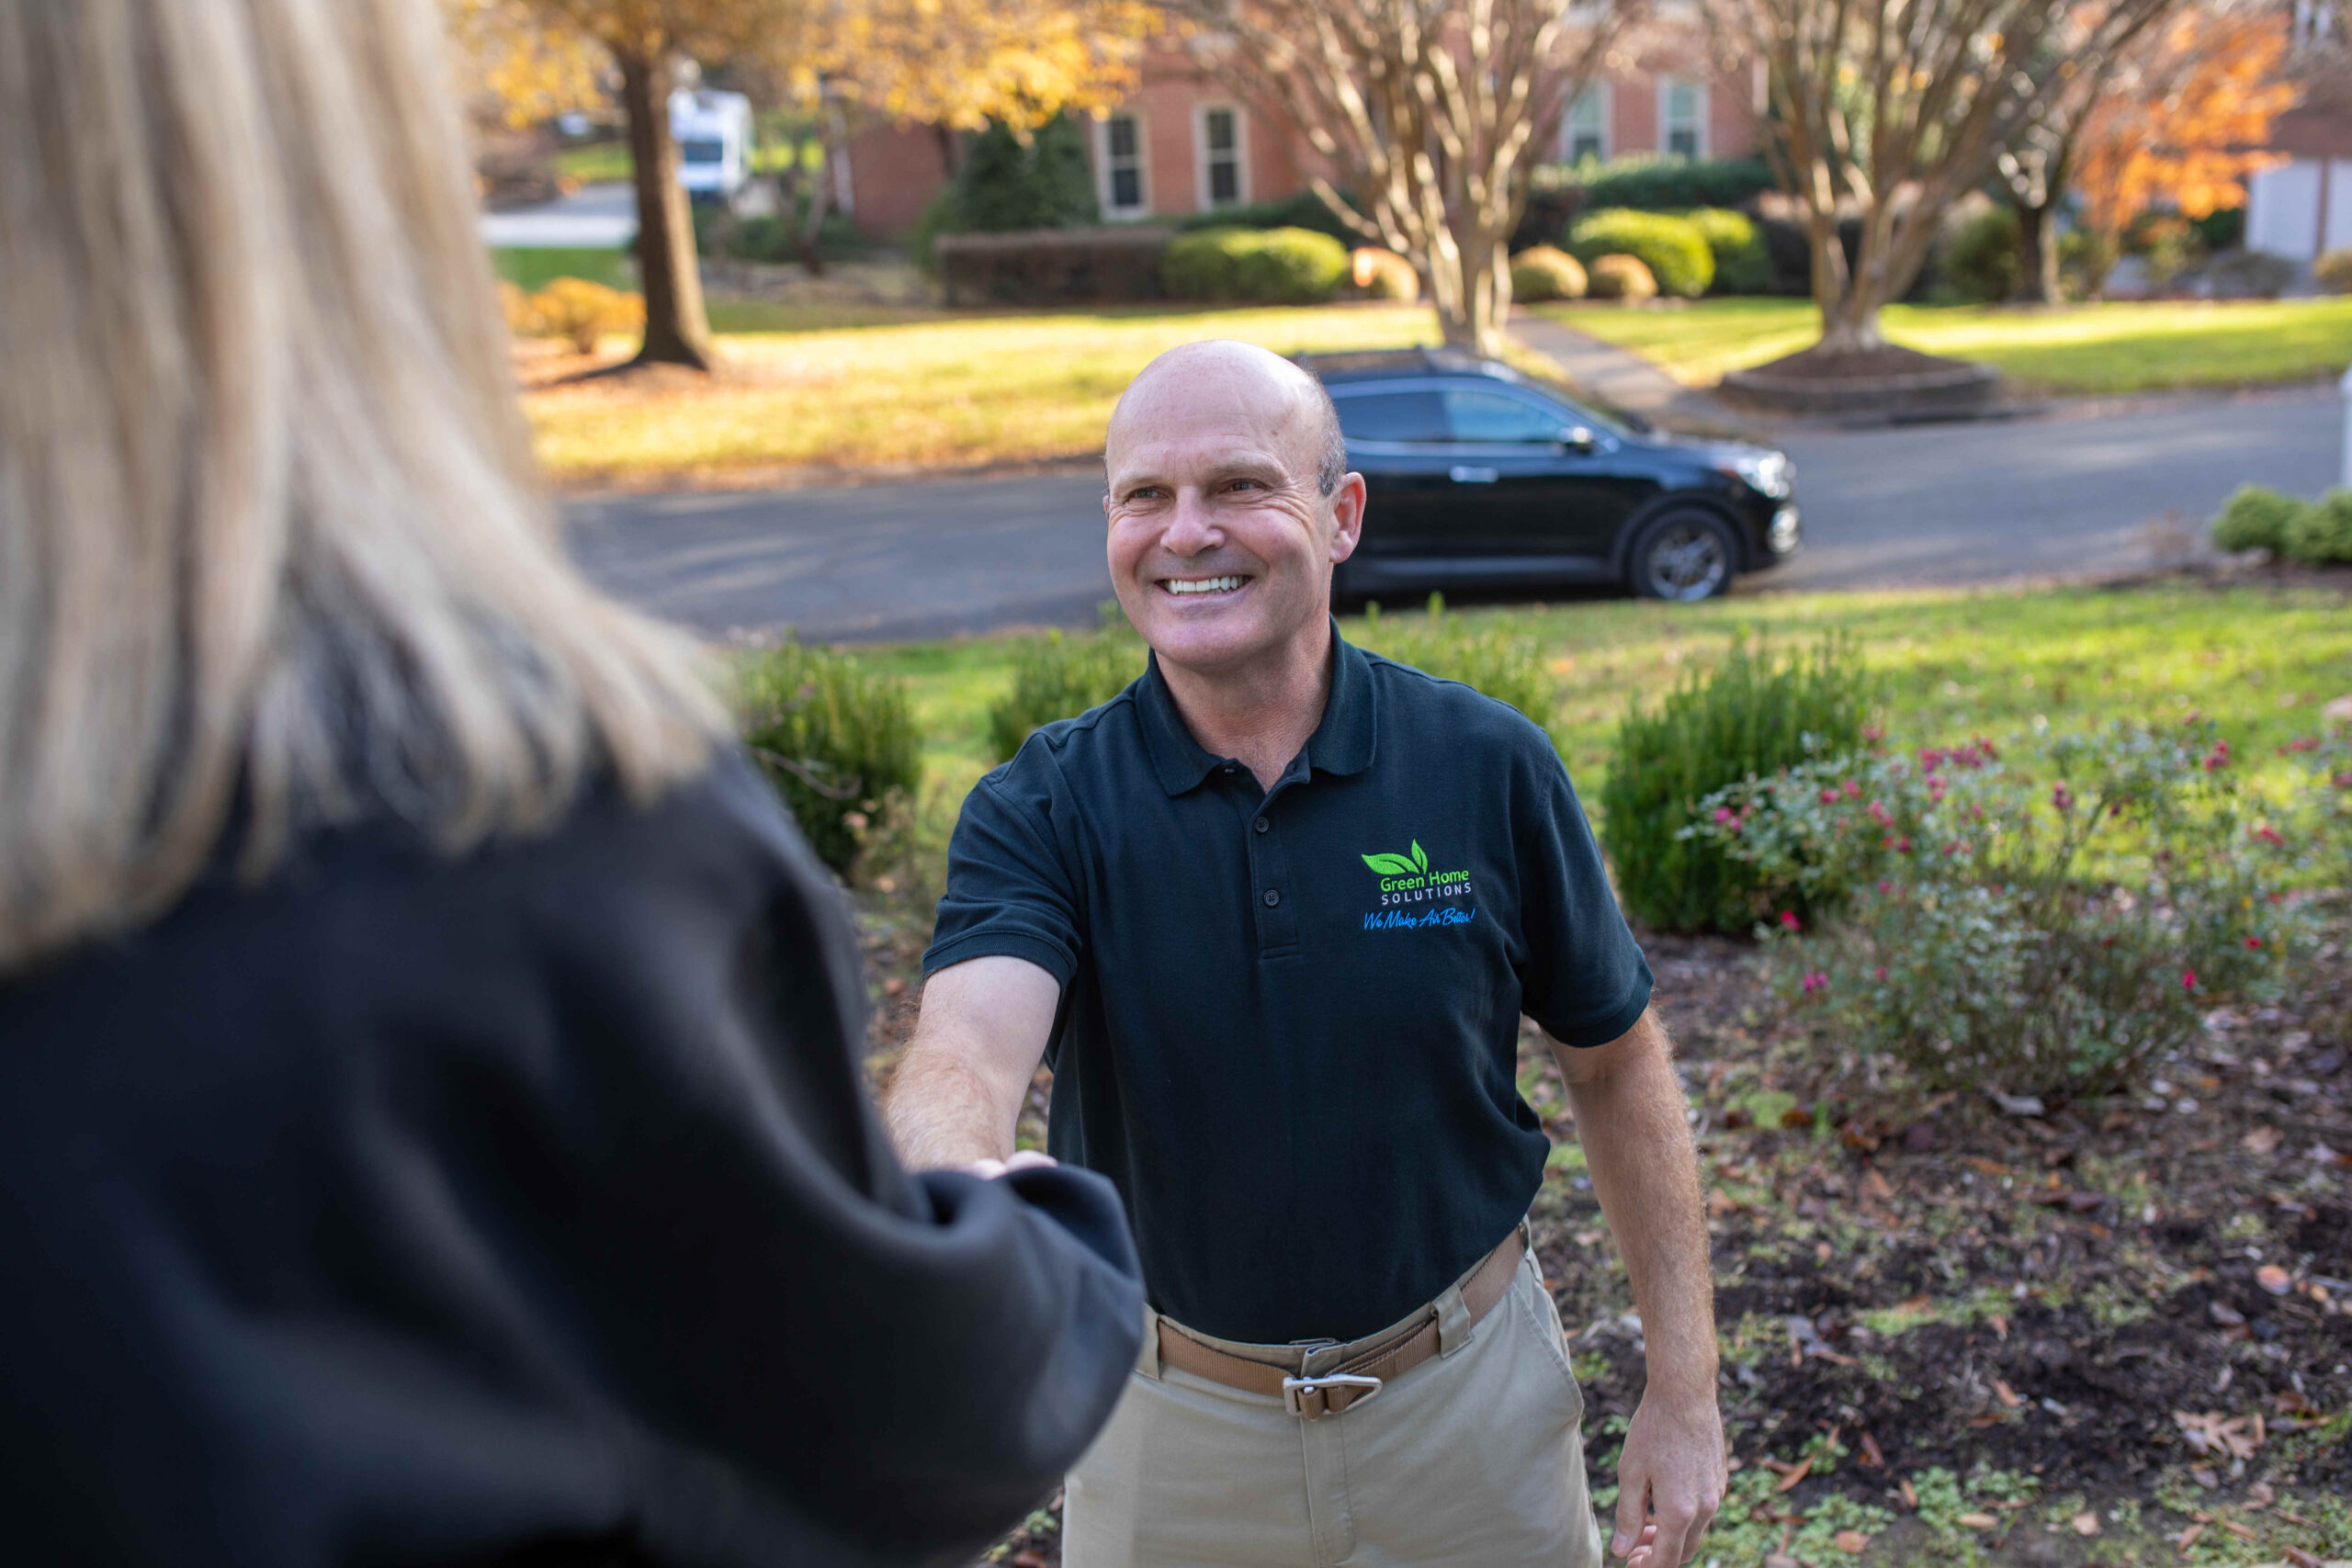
[667,89,754,207]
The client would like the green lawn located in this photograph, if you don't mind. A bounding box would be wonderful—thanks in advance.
[526,303,1440,482]
[492,245,636,293]
[1538,296,2352,395]
[857,581,2352,821]
[552,139,830,186]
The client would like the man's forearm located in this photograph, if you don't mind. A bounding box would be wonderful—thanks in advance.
[1558,1015,1717,1400]
[883,1035,1024,1170]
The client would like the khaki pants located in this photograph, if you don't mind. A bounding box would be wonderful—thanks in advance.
[1064,1242,1603,1568]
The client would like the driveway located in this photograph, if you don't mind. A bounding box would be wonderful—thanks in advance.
[561,387,2339,643]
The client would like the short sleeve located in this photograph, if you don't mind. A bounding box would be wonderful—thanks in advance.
[1515,749,1654,1048]
[923,758,1084,987]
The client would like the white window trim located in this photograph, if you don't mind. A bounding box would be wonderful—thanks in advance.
[1560,81,1612,164]
[1093,110,1151,219]
[1658,76,1708,159]
[1193,102,1251,210]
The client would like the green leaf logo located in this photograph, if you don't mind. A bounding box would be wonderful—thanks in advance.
[1411,840,1428,874]
[1362,852,1419,875]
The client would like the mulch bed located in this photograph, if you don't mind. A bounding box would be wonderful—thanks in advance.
[1737,343,1987,384]
[849,906,2352,1565]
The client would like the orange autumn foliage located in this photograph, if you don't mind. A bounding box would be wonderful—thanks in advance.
[2074,9,2296,239]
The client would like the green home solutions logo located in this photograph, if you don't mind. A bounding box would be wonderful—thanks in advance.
[1360,840,1476,929]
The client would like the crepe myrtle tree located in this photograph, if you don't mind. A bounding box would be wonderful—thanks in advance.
[1702,0,2177,358]
[1168,0,1639,356]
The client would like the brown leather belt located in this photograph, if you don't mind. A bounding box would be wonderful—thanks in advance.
[1154,1227,1526,1419]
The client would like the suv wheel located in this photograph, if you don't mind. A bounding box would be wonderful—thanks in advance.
[1628,510,1737,601]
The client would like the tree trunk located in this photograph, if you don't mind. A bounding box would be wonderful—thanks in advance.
[1438,220,1511,356]
[797,118,841,278]
[616,45,716,372]
[2014,200,2062,303]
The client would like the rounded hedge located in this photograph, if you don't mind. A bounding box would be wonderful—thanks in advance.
[1162,226,1349,303]
[1350,246,1420,300]
[1509,244,1587,301]
[1587,253,1658,302]
[2211,484,2308,556]
[2315,248,2352,296]
[1681,208,1770,295]
[1564,209,1712,298]
[2285,489,2352,565]
[1943,206,2022,303]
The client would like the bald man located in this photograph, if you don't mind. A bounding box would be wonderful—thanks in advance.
[885,342,1724,1568]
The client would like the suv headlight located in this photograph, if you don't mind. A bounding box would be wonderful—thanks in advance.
[1715,451,1792,500]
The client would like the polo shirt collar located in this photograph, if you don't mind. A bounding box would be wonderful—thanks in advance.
[1136,620,1379,796]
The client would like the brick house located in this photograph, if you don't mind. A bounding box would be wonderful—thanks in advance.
[841,28,1761,241]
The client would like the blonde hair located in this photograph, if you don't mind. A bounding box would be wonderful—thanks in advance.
[0,0,723,974]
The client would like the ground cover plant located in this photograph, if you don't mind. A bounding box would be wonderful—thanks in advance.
[813,579,2352,1566]
[1535,296,2352,395]
[739,638,921,873]
[519,302,1437,484]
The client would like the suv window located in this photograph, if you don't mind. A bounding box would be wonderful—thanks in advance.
[1330,388,1445,444]
[1440,387,1565,444]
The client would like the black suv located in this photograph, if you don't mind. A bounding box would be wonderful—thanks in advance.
[1300,348,1800,602]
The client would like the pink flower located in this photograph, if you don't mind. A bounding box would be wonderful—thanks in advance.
[1873,965,1887,981]
[1862,723,1886,744]
[2280,737,2320,754]
[1895,835,1912,853]
[2335,771,2352,790]
[1876,879,1895,896]
[2244,936,2264,950]
[2252,824,2285,847]
[1800,971,1828,995]
[1820,787,1840,805]
[2203,742,2230,772]
[2051,783,2074,813]
[1867,799,1893,827]
[1712,806,1737,825]
[1780,910,1802,931]
[1918,747,1945,769]
[2181,968,2198,991]
[1842,778,1863,799]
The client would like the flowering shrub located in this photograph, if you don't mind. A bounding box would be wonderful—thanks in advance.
[1683,721,2313,1097]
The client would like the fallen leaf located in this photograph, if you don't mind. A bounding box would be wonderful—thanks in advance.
[1834,1529,1871,1554]
[1762,1555,1799,1568]
[2247,1482,2275,1508]
[1994,1380,2021,1408]
[1897,1476,1918,1511]
[2244,1124,2283,1155]
[2071,1511,2100,1536]
[1895,1295,1932,1316]
[1861,1168,1895,1202]
[1956,1512,1998,1529]
[2218,1519,2258,1542]
[1987,1313,2009,1339]
[2177,1521,2207,1554]
[2284,1546,2324,1568]
[1859,1432,1886,1469]
[1773,1458,1814,1494]
[2257,1264,2292,1295]
[1011,1552,1048,1568]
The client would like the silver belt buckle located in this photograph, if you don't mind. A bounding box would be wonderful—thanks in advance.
[1282,1371,1383,1418]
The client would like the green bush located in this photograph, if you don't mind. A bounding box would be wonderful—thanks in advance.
[2284,489,2352,565]
[1575,154,1775,212]
[1681,208,1770,295]
[1599,637,1874,934]
[1687,723,2313,1097]
[1173,189,1362,245]
[1587,253,1657,302]
[1162,226,1348,303]
[1509,244,1587,301]
[987,613,1147,762]
[2316,249,2352,295]
[2211,484,2310,556]
[950,114,1101,232]
[1942,206,2021,303]
[1351,596,1562,748]
[1564,209,1713,298]
[740,640,922,874]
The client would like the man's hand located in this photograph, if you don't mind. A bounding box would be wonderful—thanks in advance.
[956,1149,1057,1181]
[1611,1387,1725,1566]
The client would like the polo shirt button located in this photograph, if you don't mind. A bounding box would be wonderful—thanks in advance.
[1254,817,1270,833]
[1262,888,1281,907]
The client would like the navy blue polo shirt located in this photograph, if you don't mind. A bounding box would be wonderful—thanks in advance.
[924,628,1652,1345]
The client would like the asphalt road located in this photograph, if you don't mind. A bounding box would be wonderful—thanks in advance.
[562,387,2339,644]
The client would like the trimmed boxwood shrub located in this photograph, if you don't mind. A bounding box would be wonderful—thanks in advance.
[1162,226,1349,303]
[987,616,1147,762]
[1510,245,1587,301]
[1580,154,1775,213]
[740,640,922,874]
[1682,208,1770,295]
[1587,254,1657,302]
[1599,636,1875,934]
[1174,189,1362,245]
[2211,484,2308,556]
[1943,206,2022,303]
[1565,209,1712,298]
[2285,489,2352,564]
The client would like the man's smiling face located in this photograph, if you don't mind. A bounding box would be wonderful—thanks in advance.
[1102,343,1363,680]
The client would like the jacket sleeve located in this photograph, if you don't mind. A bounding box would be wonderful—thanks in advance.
[450,757,1143,1564]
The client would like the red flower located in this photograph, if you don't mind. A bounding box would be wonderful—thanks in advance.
[1800,971,1828,995]
[1780,910,1802,931]
[1820,787,1841,805]
[2203,741,2230,772]
[2280,737,2320,754]
[1842,778,1863,799]
[2181,968,2198,991]
[1873,965,1887,981]
[2245,936,2264,950]
[2252,825,2285,847]
[2051,783,2074,813]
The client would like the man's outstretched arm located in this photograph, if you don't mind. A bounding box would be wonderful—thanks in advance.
[1551,1006,1725,1568]
[885,954,1061,1173]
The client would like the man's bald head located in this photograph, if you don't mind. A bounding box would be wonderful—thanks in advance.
[1107,340,1347,497]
